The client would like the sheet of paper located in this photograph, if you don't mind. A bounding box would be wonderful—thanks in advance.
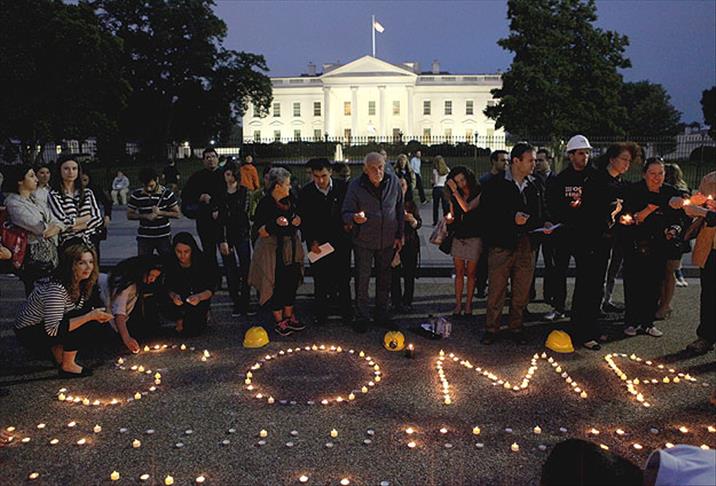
[530,223,562,234]
[308,242,335,263]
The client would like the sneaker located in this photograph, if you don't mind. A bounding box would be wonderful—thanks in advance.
[582,340,601,351]
[601,302,624,313]
[644,326,663,337]
[624,325,639,337]
[285,315,305,332]
[676,276,688,287]
[274,319,294,336]
[544,310,566,321]
[685,338,714,356]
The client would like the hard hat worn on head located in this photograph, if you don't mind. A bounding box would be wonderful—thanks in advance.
[244,326,269,348]
[383,331,405,351]
[566,135,593,153]
[545,330,574,353]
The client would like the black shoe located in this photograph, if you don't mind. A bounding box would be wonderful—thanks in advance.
[58,367,93,378]
[480,332,498,345]
[601,302,624,313]
[510,331,528,345]
[274,320,294,336]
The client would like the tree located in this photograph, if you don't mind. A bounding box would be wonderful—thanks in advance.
[701,86,716,139]
[619,81,681,137]
[92,0,272,161]
[0,0,128,163]
[484,0,631,140]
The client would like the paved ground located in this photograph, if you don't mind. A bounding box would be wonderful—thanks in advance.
[0,269,713,485]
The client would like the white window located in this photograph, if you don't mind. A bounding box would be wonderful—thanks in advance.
[313,101,321,116]
[368,101,376,116]
[393,100,400,115]
[466,100,474,115]
[272,103,281,117]
[344,128,352,139]
[423,100,431,115]
[344,102,351,116]
[444,100,452,115]
[293,102,301,117]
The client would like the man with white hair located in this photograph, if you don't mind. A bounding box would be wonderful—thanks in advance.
[342,152,404,331]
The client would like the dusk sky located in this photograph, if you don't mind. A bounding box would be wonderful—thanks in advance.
[215,0,715,125]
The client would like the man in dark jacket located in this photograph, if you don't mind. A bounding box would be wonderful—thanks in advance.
[480,142,546,344]
[544,135,597,321]
[532,148,557,305]
[299,158,352,325]
[180,148,225,287]
[342,152,404,330]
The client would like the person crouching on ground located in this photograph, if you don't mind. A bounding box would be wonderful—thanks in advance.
[164,232,216,337]
[248,167,306,336]
[14,243,113,377]
[99,255,163,354]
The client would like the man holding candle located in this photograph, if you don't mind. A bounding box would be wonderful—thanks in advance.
[479,142,545,344]
[342,152,404,331]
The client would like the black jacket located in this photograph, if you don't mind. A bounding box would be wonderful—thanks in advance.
[217,186,250,244]
[181,168,225,221]
[298,179,349,248]
[480,171,545,249]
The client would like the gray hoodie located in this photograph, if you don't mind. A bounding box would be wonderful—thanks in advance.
[4,193,65,246]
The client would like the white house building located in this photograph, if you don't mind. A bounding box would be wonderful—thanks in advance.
[242,55,505,145]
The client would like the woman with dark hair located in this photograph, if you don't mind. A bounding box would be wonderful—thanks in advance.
[445,166,482,316]
[391,176,421,311]
[48,156,103,248]
[14,243,112,377]
[393,154,414,202]
[80,167,112,262]
[164,232,216,336]
[431,155,450,225]
[248,167,306,336]
[216,161,252,316]
[620,157,685,338]
[99,255,163,353]
[3,164,66,293]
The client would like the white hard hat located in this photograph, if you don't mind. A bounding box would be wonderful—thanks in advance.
[565,135,592,152]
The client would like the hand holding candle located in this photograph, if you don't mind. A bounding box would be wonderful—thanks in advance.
[353,211,367,224]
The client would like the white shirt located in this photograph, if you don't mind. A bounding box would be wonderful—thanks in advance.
[410,156,421,174]
[505,168,529,193]
[433,169,448,187]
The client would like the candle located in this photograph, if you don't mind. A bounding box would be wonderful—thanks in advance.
[110,471,120,481]
[533,426,542,434]
[472,426,481,436]
[132,439,141,448]
[348,393,355,401]
[357,211,365,219]
[299,475,309,483]
[28,472,39,480]
[138,366,145,373]
[49,438,59,445]
[37,423,46,429]
[67,421,76,428]
[700,444,710,450]
[405,344,415,358]
[665,442,675,448]
[440,427,448,434]
[164,475,174,485]
[406,427,415,435]
[134,392,142,400]
[589,428,600,436]
[340,479,350,486]
[707,426,716,433]
[76,438,87,446]
[446,213,454,222]
[679,426,689,434]
[580,391,588,399]
[180,344,186,350]
[21,437,30,443]
[195,476,206,484]
[600,444,609,451]
[143,345,150,352]
[259,429,268,438]
[361,386,368,393]
[616,428,625,436]
[633,443,643,450]
[330,429,338,438]
[140,474,150,481]
[267,396,275,404]
[511,442,520,452]
[407,441,416,448]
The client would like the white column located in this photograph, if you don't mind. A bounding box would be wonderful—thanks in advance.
[351,86,359,137]
[323,86,332,138]
[378,85,386,138]
[406,85,415,137]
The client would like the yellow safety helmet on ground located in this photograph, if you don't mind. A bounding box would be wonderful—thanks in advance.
[545,330,574,353]
[383,331,405,351]
[243,326,269,349]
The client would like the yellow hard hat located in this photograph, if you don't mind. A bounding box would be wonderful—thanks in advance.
[545,330,574,353]
[243,326,269,349]
[383,331,405,351]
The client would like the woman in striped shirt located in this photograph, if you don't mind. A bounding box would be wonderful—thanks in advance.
[14,243,112,377]
[48,156,104,250]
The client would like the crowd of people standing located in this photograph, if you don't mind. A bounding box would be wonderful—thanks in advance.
[1,138,715,378]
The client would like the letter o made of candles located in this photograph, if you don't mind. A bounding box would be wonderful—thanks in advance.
[242,344,382,405]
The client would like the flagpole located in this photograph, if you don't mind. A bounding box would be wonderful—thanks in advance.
[371,14,376,57]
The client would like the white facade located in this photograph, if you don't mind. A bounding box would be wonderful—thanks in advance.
[242,55,505,143]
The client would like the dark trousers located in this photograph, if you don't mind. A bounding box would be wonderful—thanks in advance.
[414,173,427,203]
[354,245,394,320]
[311,243,352,320]
[15,320,104,357]
[432,186,449,225]
[221,238,251,311]
[164,299,211,337]
[530,237,557,302]
[698,250,716,343]
[391,243,419,307]
[623,246,666,328]
[138,236,172,257]
[570,237,612,343]
[197,218,221,287]
[476,241,489,296]
[552,231,577,312]
[269,263,301,312]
